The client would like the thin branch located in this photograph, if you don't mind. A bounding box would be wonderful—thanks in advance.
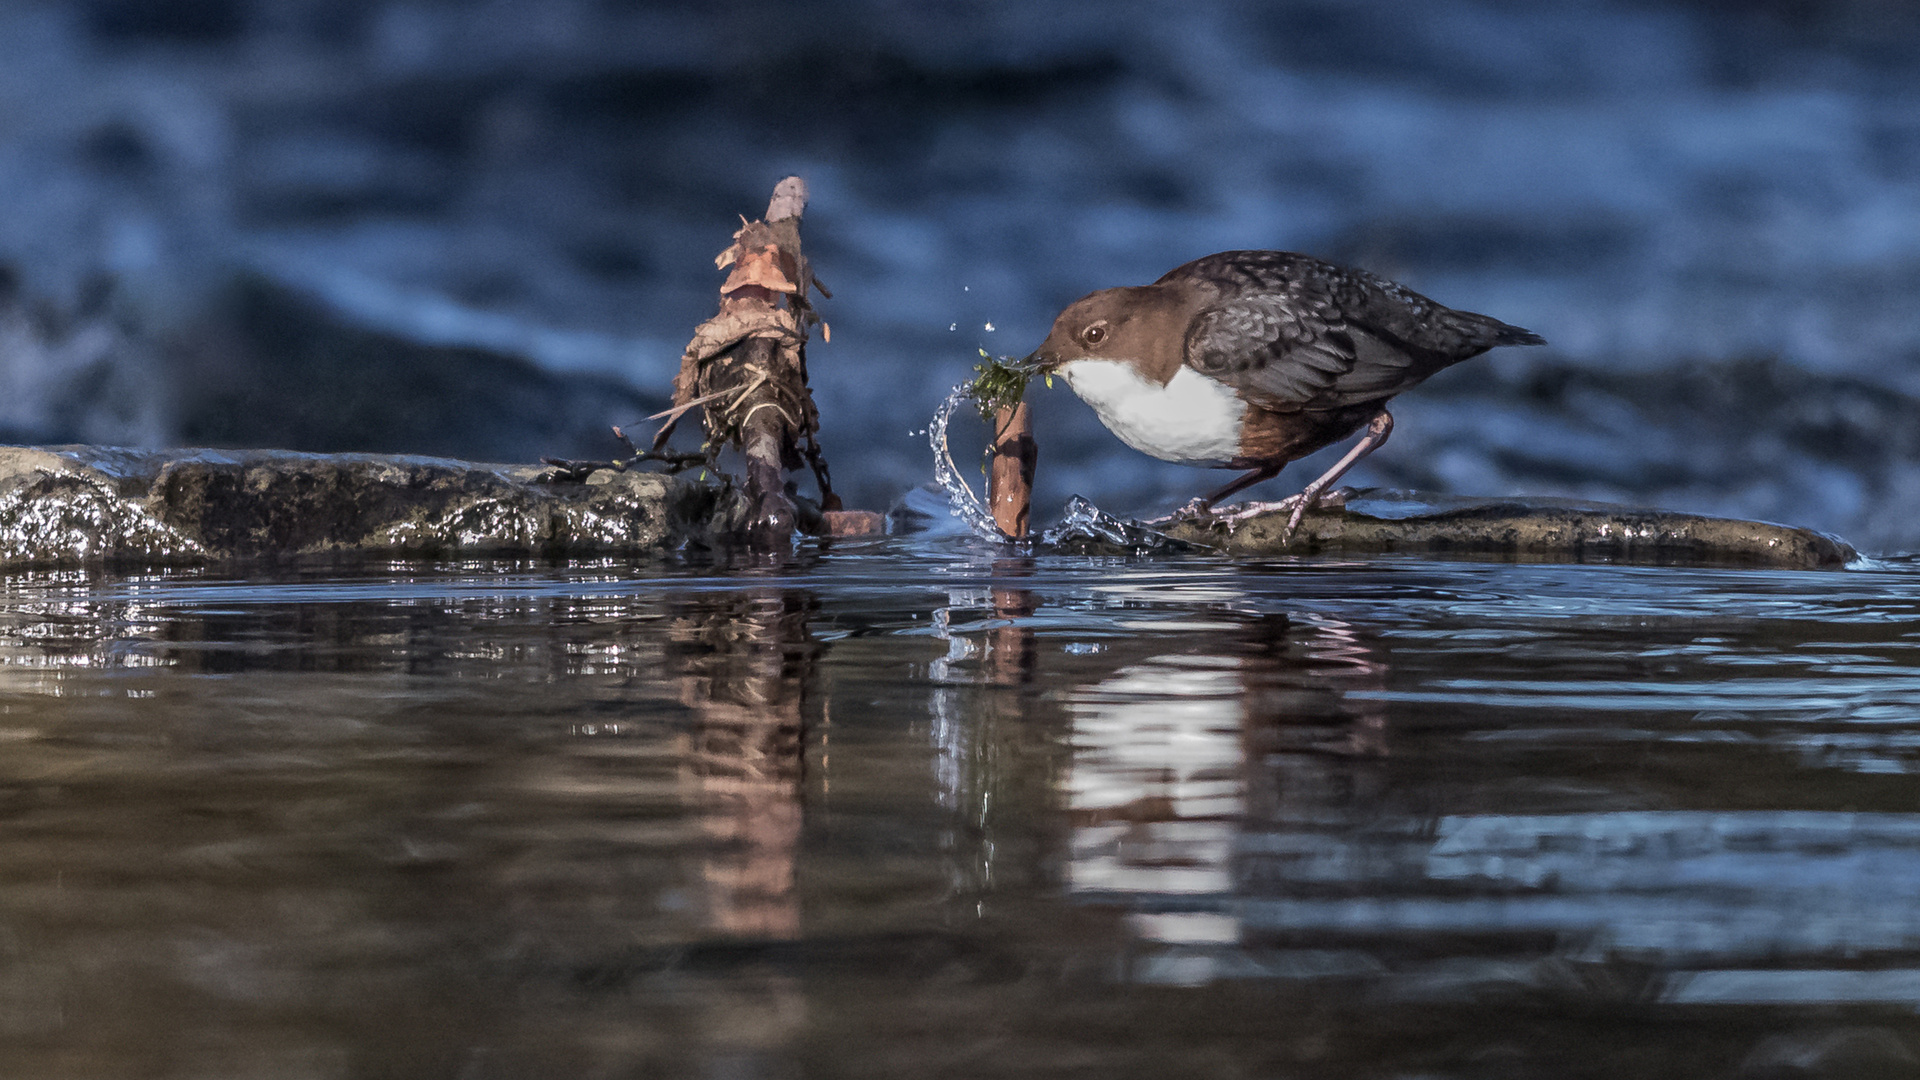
[540,449,715,485]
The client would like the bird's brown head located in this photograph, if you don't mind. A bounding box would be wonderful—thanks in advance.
[1020,283,1194,386]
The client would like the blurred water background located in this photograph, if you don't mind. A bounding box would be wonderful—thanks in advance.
[2,0,1918,550]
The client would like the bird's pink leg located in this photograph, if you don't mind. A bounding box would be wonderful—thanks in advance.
[1219,410,1394,537]
[1153,462,1282,523]
[1199,462,1281,509]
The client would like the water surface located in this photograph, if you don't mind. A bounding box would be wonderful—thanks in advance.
[1,547,1918,1077]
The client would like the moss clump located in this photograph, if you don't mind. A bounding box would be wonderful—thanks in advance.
[968,350,1041,421]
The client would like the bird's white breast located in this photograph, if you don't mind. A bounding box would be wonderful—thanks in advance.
[1058,360,1246,466]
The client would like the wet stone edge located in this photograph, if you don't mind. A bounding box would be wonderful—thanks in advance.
[0,446,753,568]
[1158,490,1857,569]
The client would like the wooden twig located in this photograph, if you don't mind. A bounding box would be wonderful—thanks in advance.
[647,386,745,425]
[988,402,1038,538]
[540,449,713,484]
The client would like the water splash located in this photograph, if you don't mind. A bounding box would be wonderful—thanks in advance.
[929,383,1015,542]
[1038,496,1201,552]
[927,385,1205,554]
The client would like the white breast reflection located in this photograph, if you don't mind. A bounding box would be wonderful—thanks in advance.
[1060,613,1393,979]
[1066,654,1248,899]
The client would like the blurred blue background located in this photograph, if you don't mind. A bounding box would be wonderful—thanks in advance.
[2,0,1918,550]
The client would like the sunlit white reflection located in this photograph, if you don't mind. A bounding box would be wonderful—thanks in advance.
[1066,655,1245,905]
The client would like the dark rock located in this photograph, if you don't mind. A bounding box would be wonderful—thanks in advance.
[0,446,749,568]
[1161,489,1856,569]
[0,448,204,565]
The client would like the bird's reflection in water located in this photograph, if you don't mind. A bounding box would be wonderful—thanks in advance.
[921,572,1395,945]
[1061,608,1392,969]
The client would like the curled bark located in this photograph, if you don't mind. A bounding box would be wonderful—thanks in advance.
[670,176,839,547]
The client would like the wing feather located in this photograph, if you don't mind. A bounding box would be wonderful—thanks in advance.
[1169,250,1534,412]
[1186,293,1415,411]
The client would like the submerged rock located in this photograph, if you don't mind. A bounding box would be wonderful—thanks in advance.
[0,446,749,567]
[1160,489,1856,568]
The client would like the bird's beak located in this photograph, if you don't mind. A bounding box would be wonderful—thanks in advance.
[1012,350,1055,375]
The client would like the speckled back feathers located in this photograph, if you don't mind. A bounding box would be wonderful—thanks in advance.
[1160,250,1543,413]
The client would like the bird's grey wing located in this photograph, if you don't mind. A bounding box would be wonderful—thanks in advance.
[1333,265,1546,355]
[1185,293,1413,411]
[1167,250,1543,375]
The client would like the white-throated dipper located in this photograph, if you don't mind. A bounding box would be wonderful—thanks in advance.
[1022,250,1545,535]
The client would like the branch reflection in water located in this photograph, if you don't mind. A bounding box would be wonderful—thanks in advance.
[671,588,815,939]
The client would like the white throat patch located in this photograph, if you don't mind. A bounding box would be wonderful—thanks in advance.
[1058,360,1246,466]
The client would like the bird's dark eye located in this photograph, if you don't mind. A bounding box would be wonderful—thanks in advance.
[1081,322,1108,346]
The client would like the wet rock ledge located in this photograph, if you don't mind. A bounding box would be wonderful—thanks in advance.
[0,448,1858,570]
[0,446,752,568]
[1159,490,1856,569]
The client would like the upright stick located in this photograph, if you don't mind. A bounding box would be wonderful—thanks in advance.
[987,402,1037,538]
[673,176,835,547]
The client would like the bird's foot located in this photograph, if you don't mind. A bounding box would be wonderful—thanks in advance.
[1216,486,1357,542]
[1143,497,1218,529]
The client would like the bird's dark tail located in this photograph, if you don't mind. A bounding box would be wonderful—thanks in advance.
[1436,309,1546,351]
[1492,322,1547,347]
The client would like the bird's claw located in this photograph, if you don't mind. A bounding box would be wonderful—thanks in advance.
[1281,500,1312,543]
[1143,497,1217,529]
[1174,496,1215,522]
[1147,486,1357,541]
[1213,486,1357,544]
[1279,485,1356,543]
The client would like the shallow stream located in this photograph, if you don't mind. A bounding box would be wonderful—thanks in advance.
[1,546,1919,1077]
